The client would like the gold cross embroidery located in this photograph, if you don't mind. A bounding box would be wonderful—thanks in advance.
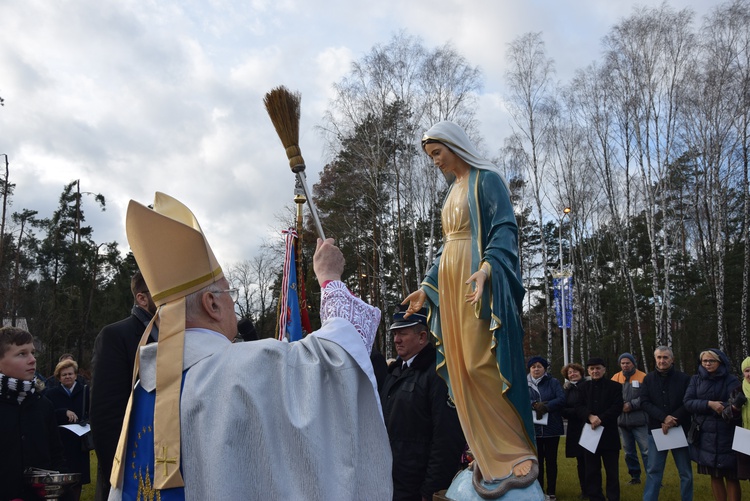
[155,446,177,476]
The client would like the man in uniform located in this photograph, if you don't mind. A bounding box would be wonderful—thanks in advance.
[381,305,465,500]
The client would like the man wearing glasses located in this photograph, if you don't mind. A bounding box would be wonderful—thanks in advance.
[107,193,392,501]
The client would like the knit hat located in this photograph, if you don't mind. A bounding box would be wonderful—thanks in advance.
[618,353,636,365]
[112,192,224,491]
[527,356,549,369]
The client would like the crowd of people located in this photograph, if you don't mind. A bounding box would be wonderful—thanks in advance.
[1,120,750,501]
[526,348,750,501]
[5,329,750,501]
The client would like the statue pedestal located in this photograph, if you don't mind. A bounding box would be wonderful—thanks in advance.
[438,468,545,501]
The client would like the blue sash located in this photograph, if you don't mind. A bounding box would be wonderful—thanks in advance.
[121,383,185,501]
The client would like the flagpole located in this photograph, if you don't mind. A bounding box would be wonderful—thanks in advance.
[559,207,572,367]
[294,179,306,329]
[294,177,305,269]
[293,178,313,336]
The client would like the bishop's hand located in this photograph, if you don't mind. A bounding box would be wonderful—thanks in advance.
[314,238,344,284]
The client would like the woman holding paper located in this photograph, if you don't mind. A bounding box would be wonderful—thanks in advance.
[561,363,587,498]
[684,349,741,501]
[526,356,565,500]
[46,358,91,501]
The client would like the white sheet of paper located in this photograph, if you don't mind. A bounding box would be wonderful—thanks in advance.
[579,424,604,453]
[533,412,549,425]
[59,423,90,436]
[651,426,688,451]
[732,426,750,455]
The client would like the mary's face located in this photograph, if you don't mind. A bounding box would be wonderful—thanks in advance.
[424,142,469,180]
[743,365,750,384]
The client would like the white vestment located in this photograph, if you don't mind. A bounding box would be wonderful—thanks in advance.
[109,282,392,501]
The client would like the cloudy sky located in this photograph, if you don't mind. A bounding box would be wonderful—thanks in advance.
[0,0,714,267]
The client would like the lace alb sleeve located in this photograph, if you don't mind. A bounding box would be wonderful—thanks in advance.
[319,281,381,354]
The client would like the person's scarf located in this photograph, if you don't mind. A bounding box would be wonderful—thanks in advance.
[622,367,636,382]
[132,304,159,340]
[527,372,544,400]
[0,372,36,404]
[742,357,750,429]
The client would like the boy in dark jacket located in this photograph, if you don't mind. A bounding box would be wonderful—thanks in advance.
[0,327,65,501]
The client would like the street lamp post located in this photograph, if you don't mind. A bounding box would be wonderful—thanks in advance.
[559,207,572,367]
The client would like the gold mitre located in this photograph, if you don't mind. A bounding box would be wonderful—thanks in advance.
[112,192,224,491]
[126,192,224,304]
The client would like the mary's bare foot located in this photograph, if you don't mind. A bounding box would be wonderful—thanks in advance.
[512,459,533,477]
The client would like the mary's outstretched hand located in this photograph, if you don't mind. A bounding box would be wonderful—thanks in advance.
[401,289,427,318]
[465,269,487,305]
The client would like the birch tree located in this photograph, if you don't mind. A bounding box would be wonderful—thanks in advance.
[603,5,695,348]
[504,32,557,359]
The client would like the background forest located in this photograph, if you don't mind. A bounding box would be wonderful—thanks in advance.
[2,0,748,376]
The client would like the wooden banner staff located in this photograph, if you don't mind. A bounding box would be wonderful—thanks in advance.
[263,86,326,239]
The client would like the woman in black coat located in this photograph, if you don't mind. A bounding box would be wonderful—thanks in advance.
[684,348,741,501]
[527,356,565,500]
[46,359,91,501]
[560,363,587,499]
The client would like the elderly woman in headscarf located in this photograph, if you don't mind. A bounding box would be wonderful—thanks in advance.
[527,356,565,500]
[402,121,537,498]
[684,349,741,501]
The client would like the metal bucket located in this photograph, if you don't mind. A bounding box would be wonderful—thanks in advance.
[23,468,81,500]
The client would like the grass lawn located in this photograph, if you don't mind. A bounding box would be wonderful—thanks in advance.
[538,437,712,501]
[81,438,717,501]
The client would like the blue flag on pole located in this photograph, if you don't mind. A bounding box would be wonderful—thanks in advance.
[285,242,303,342]
[279,229,303,342]
[553,276,573,329]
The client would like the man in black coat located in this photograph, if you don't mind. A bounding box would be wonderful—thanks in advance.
[576,357,623,501]
[640,346,693,501]
[90,271,158,501]
[380,305,465,501]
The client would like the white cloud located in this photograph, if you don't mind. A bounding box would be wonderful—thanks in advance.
[0,0,715,265]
